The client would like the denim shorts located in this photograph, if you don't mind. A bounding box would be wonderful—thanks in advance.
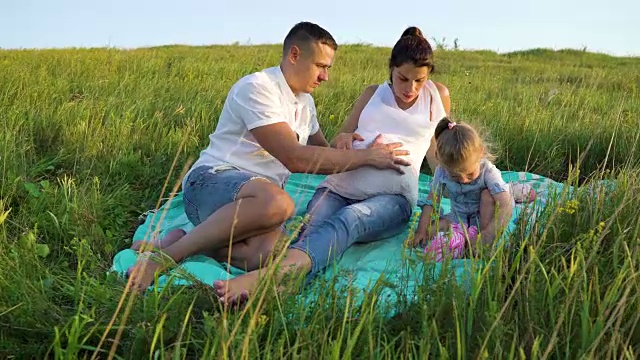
[182,165,267,226]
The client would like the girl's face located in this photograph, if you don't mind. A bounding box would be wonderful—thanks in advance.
[444,154,482,184]
[390,63,430,105]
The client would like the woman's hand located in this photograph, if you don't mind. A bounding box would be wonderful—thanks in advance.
[332,132,364,150]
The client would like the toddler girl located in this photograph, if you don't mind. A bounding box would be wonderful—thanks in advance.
[414,117,515,260]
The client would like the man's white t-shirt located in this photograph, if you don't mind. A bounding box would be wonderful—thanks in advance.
[183,66,320,189]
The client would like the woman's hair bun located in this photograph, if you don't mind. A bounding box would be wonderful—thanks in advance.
[401,26,424,39]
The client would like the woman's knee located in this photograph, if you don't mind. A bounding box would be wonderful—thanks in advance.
[373,194,412,222]
[304,188,348,229]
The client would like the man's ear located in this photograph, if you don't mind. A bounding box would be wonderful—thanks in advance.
[287,44,301,64]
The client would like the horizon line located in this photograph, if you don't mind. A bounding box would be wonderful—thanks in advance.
[1,41,638,58]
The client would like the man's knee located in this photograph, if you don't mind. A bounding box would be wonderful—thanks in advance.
[262,189,295,224]
[238,179,295,226]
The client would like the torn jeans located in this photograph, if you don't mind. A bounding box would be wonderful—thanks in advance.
[289,187,412,279]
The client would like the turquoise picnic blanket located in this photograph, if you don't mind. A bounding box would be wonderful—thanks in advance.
[111,171,563,316]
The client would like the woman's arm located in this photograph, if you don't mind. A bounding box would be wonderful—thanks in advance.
[424,82,451,173]
[331,85,378,148]
[307,131,330,147]
[434,81,451,116]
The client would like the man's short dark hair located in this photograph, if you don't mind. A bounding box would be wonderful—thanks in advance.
[283,21,338,55]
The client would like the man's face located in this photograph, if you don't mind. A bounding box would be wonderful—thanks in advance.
[290,41,335,93]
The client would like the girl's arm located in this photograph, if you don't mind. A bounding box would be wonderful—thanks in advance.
[480,191,513,245]
[479,163,515,246]
[414,188,447,247]
[413,167,445,246]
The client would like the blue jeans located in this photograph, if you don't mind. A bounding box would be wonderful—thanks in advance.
[289,187,412,278]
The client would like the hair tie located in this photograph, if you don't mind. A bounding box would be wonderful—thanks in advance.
[448,122,457,129]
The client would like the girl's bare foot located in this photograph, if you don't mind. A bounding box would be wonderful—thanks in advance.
[131,229,186,252]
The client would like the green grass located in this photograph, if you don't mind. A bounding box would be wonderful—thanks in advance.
[1,44,640,358]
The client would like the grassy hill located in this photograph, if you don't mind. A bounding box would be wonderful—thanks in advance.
[1,44,639,358]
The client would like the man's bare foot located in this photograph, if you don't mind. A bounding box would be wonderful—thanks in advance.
[213,271,262,305]
[131,229,186,252]
[128,256,165,293]
[127,229,185,291]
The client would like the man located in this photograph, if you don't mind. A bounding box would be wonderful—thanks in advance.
[129,21,410,291]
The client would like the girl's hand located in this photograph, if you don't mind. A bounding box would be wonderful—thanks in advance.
[332,132,364,150]
[413,228,429,248]
[413,207,434,247]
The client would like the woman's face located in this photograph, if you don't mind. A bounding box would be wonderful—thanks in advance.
[390,63,430,105]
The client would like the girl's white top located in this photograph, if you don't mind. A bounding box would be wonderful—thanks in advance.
[320,80,447,206]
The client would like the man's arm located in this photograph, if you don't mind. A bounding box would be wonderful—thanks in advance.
[233,80,409,174]
[250,123,409,174]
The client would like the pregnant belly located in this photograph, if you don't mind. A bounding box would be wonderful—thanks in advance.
[323,165,419,200]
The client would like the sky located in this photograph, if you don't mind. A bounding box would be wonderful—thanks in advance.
[1,0,638,56]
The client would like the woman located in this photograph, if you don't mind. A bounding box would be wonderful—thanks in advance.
[214,26,452,304]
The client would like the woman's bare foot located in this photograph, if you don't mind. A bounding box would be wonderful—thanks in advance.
[213,271,261,305]
[131,229,186,252]
[213,249,312,305]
